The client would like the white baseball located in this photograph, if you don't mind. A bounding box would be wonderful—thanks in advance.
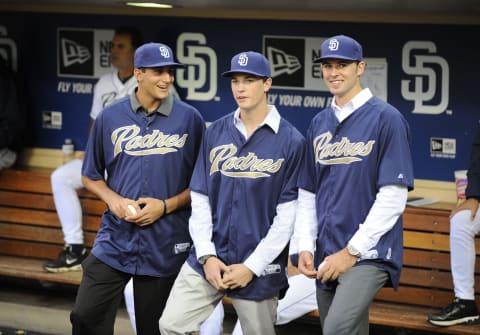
[127,204,137,215]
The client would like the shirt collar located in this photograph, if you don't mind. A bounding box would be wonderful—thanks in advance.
[331,88,372,122]
[233,104,281,135]
[129,88,174,116]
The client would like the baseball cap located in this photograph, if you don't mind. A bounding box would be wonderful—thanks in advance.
[222,51,271,77]
[134,42,184,68]
[313,35,363,63]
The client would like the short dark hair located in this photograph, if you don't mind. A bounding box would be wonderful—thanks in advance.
[114,26,143,49]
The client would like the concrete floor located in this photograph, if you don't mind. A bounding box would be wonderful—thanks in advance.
[0,277,442,335]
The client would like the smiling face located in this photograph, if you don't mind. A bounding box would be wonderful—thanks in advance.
[134,67,174,109]
[230,73,271,113]
[321,59,365,106]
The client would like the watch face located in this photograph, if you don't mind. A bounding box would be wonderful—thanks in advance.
[347,244,360,257]
[199,255,213,265]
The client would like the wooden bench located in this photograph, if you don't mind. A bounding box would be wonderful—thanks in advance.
[0,166,104,285]
[299,203,480,334]
[1,166,480,333]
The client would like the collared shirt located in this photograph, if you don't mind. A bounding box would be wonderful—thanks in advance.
[190,105,293,273]
[295,88,414,289]
[331,88,373,123]
[187,104,305,300]
[82,91,205,277]
[233,105,281,139]
[130,89,174,117]
[297,88,408,254]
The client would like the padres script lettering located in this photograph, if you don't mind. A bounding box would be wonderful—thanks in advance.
[111,125,188,156]
[209,144,284,178]
[314,132,375,165]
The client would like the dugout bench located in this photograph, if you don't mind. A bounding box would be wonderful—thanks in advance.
[0,166,480,334]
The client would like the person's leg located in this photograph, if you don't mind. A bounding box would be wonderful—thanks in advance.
[51,159,84,245]
[133,274,175,335]
[316,287,334,328]
[124,278,136,334]
[276,274,317,325]
[450,208,480,299]
[70,254,130,335]
[231,274,317,335]
[200,301,225,335]
[231,319,242,335]
[44,159,86,272]
[320,265,388,335]
[427,208,480,326]
[159,262,224,335]
[232,296,278,335]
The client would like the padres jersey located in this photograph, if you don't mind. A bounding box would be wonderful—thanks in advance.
[187,106,305,300]
[82,91,205,277]
[298,96,414,289]
[90,72,137,120]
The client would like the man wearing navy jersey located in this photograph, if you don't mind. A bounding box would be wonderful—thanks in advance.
[293,35,414,335]
[71,42,205,335]
[160,51,305,335]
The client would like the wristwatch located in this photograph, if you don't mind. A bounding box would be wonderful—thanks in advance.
[198,254,216,265]
[346,243,361,258]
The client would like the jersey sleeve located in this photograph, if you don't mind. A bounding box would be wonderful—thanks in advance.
[376,110,414,190]
[82,110,106,180]
[297,121,317,194]
[278,129,306,204]
[189,130,210,196]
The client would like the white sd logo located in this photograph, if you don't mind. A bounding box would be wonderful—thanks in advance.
[176,32,217,101]
[238,54,248,66]
[401,41,449,115]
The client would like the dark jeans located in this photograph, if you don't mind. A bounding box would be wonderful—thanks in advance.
[70,254,175,335]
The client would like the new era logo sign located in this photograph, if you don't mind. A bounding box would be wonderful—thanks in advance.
[61,38,91,67]
[430,137,456,158]
[267,46,301,77]
[57,28,115,79]
[58,29,94,77]
[263,36,305,88]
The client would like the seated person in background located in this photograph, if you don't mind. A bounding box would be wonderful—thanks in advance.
[428,125,480,327]
[42,26,143,272]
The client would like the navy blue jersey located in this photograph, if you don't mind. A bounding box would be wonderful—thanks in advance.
[82,94,205,277]
[187,110,305,300]
[298,96,414,289]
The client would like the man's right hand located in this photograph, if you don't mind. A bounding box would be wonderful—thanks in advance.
[298,251,317,279]
[451,198,479,221]
[203,257,229,290]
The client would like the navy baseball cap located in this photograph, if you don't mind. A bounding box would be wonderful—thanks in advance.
[313,35,363,63]
[222,51,271,77]
[134,42,184,68]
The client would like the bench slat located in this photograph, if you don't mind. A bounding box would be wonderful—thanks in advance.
[404,230,480,254]
[0,255,82,285]
[403,208,450,233]
[0,168,52,193]
[0,190,106,216]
